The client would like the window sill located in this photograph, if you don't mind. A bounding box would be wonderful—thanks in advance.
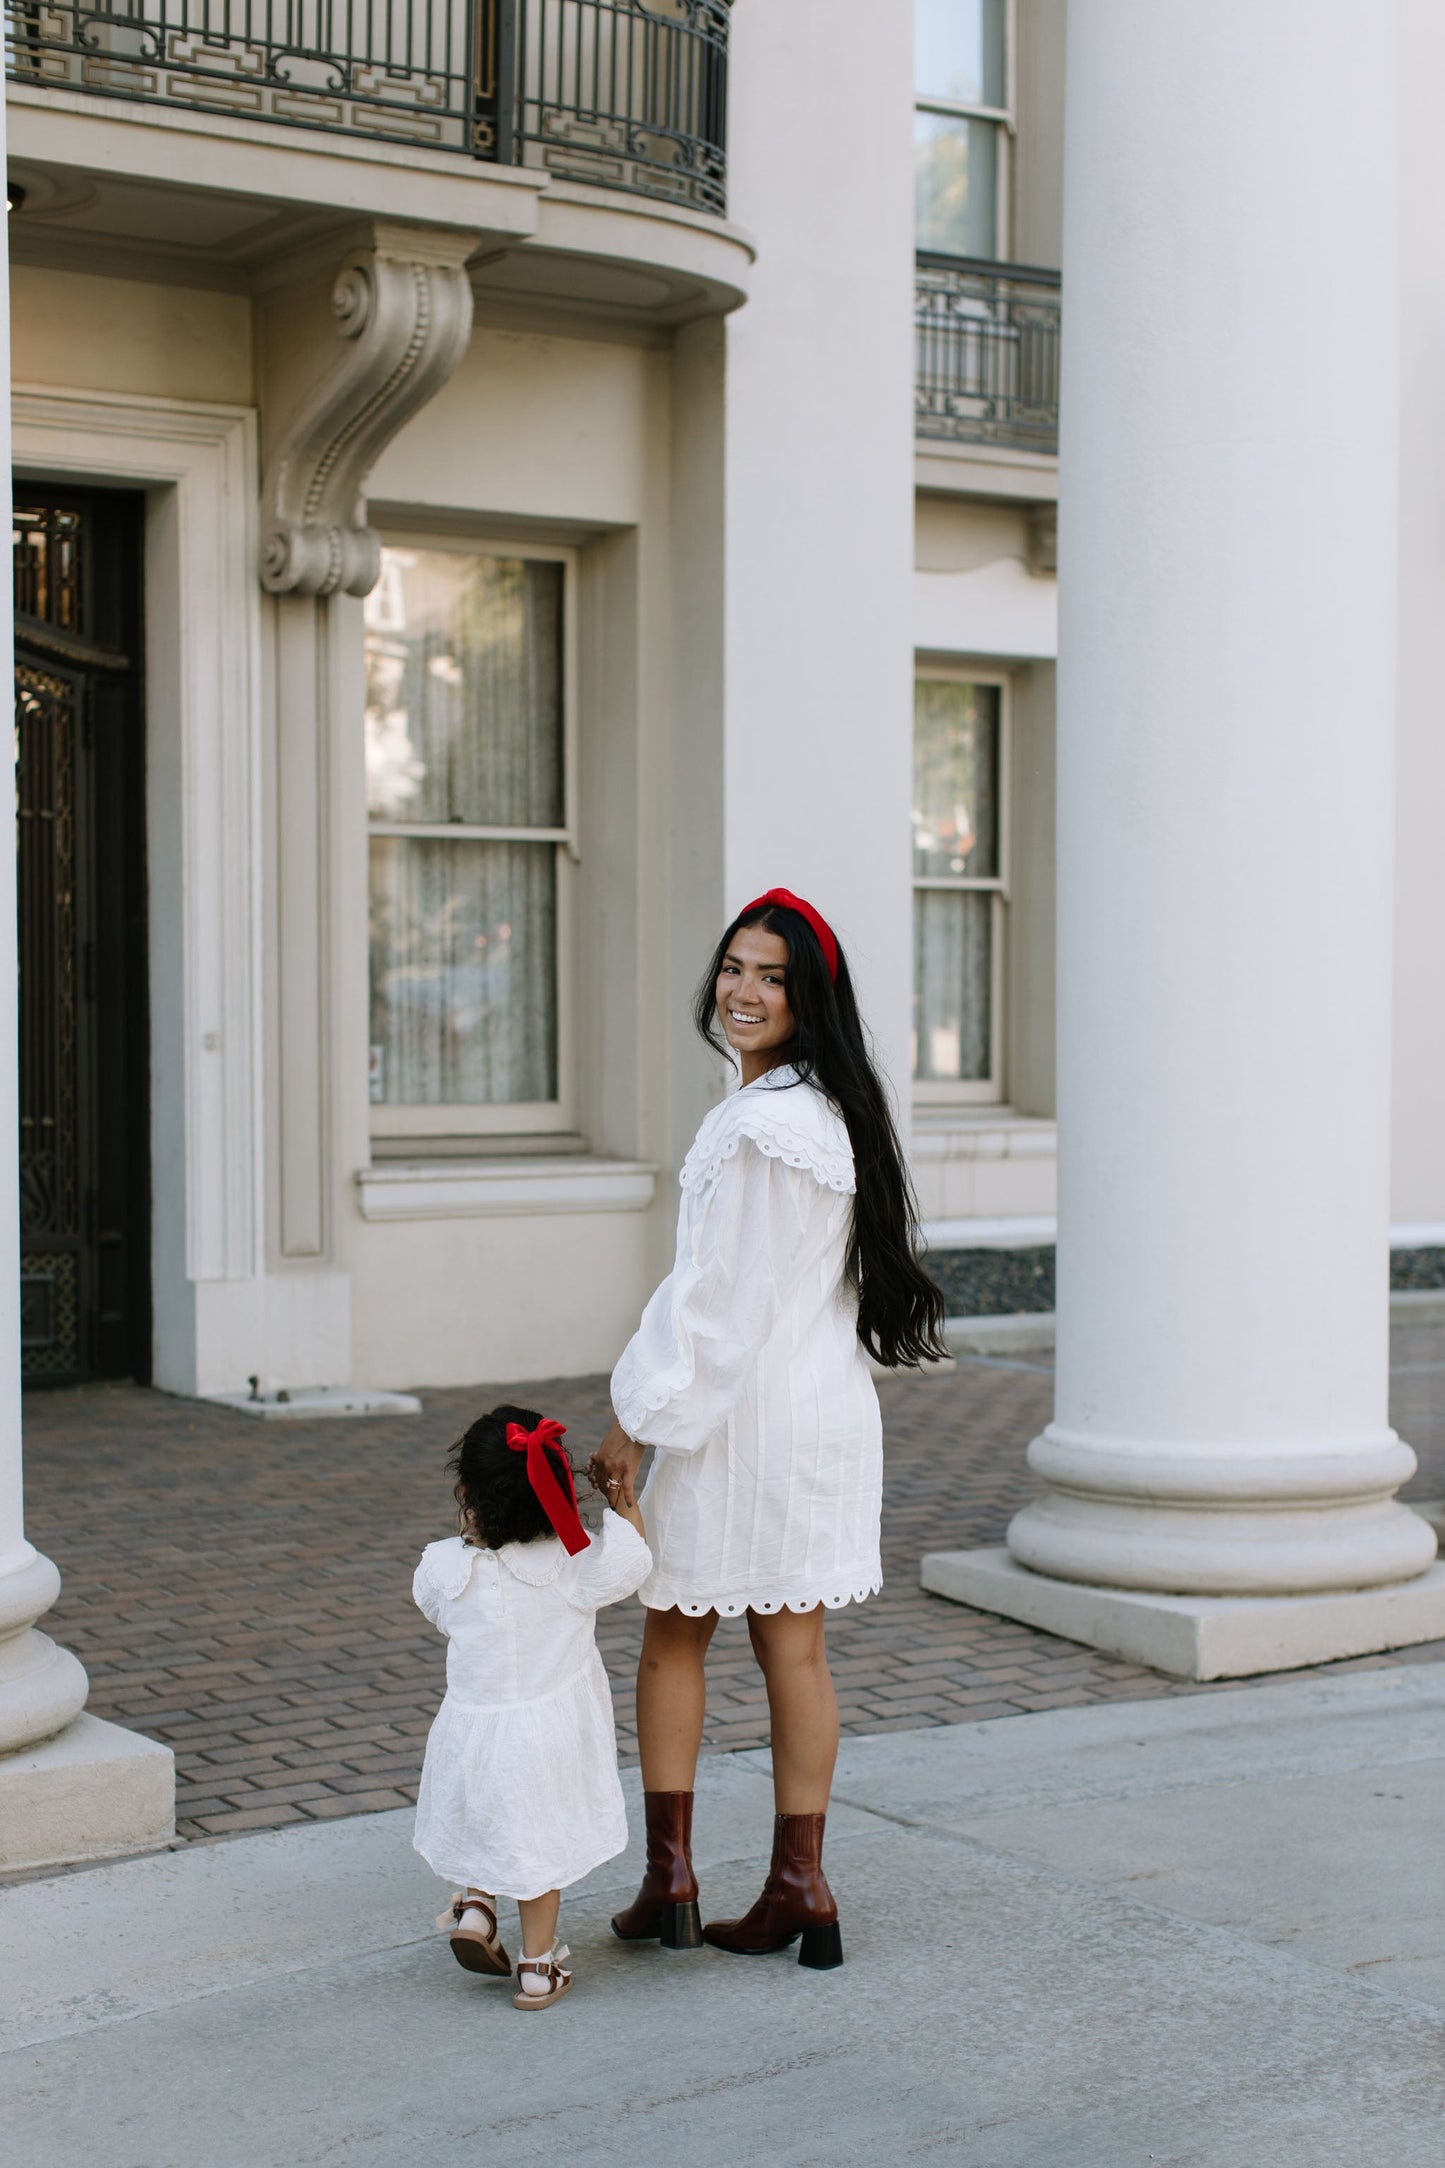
[911,1109,1057,1163]
[356,1156,657,1223]
[369,1131,591,1161]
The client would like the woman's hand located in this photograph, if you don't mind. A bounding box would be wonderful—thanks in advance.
[587,1419,646,1510]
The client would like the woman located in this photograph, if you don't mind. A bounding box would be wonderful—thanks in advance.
[588,887,945,1970]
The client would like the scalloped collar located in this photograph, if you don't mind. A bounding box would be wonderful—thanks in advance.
[496,1536,568,1586]
[420,1536,476,1601]
[734,1061,801,1095]
[422,1532,568,1597]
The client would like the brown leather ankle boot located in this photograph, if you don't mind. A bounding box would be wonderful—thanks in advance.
[610,1790,702,1948]
[702,1812,843,1969]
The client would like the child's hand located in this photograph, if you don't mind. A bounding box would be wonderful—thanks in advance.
[586,1420,645,1508]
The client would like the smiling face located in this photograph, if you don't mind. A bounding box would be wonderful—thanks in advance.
[715,922,796,1082]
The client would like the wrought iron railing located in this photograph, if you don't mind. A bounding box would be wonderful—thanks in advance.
[915,254,1061,453]
[5,0,730,214]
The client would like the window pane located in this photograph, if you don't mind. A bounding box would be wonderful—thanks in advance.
[913,890,993,1083]
[369,838,557,1105]
[913,680,1000,878]
[914,113,1000,259]
[915,0,1006,107]
[364,548,563,827]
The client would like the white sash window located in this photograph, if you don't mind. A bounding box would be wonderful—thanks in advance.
[365,539,577,1139]
[912,670,1008,1104]
[914,0,1013,260]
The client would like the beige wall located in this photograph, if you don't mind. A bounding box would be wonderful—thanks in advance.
[10,266,252,405]
[334,320,682,1383]
[370,325,662,527]
[915,495,1034,574]
[1016,0,1068,269]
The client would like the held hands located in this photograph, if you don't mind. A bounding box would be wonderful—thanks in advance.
[586,1419,646,1514]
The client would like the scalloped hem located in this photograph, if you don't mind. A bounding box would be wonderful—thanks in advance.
[640,1573,882,1620]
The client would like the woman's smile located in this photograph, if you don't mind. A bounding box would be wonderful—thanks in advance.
[715,926,796,1081]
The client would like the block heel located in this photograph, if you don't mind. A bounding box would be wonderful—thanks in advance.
[660,1900,704,1950]
[798,1920,843,1971]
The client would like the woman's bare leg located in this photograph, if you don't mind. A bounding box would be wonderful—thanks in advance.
[747,1606,839,1814]
[636,1605,718,1790]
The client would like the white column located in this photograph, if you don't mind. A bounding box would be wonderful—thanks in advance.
[923,0,1445,1677]
[0,94,173,1862]
[0,105,86,1763]
[718,0,917,1093]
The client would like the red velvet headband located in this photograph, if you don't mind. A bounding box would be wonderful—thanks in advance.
[737,888,839,982]
[506,1418,591,1556]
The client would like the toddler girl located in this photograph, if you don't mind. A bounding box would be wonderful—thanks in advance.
[412,1403,651,2011]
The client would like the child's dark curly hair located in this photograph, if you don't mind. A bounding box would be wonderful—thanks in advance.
[449,1403,578,1550]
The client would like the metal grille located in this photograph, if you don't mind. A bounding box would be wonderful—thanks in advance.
[16,657,82,1380]
[14,504,83,632]
[6,0,730,210]
[14,489,151,1386]
[915,255,1062,453]
[8,2,501,151]
[517,0,727,212]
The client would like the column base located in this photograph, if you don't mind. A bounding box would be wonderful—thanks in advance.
[919,1546,1445,1681]
[0,1713,175,1872]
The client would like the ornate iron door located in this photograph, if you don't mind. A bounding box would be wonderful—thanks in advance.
[14,491,151,1385]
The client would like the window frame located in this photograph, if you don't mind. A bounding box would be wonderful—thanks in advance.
[365,530,580,1144]
[911,662,1011,1109]
[913,0,1017,261]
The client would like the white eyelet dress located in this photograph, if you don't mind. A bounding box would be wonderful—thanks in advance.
[610,1065,883,1618]
[411,1509,652,1899]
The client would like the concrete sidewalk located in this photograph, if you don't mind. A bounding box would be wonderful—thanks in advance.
[4,1666,1443,2166]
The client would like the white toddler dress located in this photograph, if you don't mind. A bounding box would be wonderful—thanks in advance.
[411,1508,651,1899]
[611,1065,883,1618]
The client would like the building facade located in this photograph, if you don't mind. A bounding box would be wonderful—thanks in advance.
[4,0,1445,1855]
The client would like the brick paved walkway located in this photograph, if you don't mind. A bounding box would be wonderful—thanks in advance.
[18,1315,1445,1848]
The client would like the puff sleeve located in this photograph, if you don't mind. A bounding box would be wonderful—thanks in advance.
[611,1135,824,1454]
[561,1507,654,1612]
[411,1537,474,1629]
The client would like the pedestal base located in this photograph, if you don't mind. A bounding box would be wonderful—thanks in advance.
[0,1713,175,1871]
[919,1546,1445,1680]
[204,1387,420,1420]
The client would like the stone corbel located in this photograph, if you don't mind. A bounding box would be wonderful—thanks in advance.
[1026,503,1058,578]
[260,224,477,598]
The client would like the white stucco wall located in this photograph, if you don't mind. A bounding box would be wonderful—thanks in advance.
[1393,0,1445,1234]
[720,0,917,1100]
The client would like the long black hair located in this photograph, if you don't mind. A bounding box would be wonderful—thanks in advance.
[694,901,947,1369]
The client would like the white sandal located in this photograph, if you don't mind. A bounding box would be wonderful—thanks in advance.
[436,1891,512,1977]
[512,1943,573,2012]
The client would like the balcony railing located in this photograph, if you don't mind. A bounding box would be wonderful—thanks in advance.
[5,0,730,214]
[915,254,1061,454]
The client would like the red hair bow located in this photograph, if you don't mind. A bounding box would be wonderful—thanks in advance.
[506,1418,591,1556]
[738,887,839,982]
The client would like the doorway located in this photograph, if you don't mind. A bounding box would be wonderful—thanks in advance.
[14,487,151,1384]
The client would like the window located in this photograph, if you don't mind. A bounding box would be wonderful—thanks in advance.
[914,0,1011,260]
[364,539,577,1138]
[912,672,1007,1102]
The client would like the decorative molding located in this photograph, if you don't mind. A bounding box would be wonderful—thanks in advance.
[911,1116,1058,1165]
[356,1157,657,1223]
[12,387,263,1297]
[259,223,477,597]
